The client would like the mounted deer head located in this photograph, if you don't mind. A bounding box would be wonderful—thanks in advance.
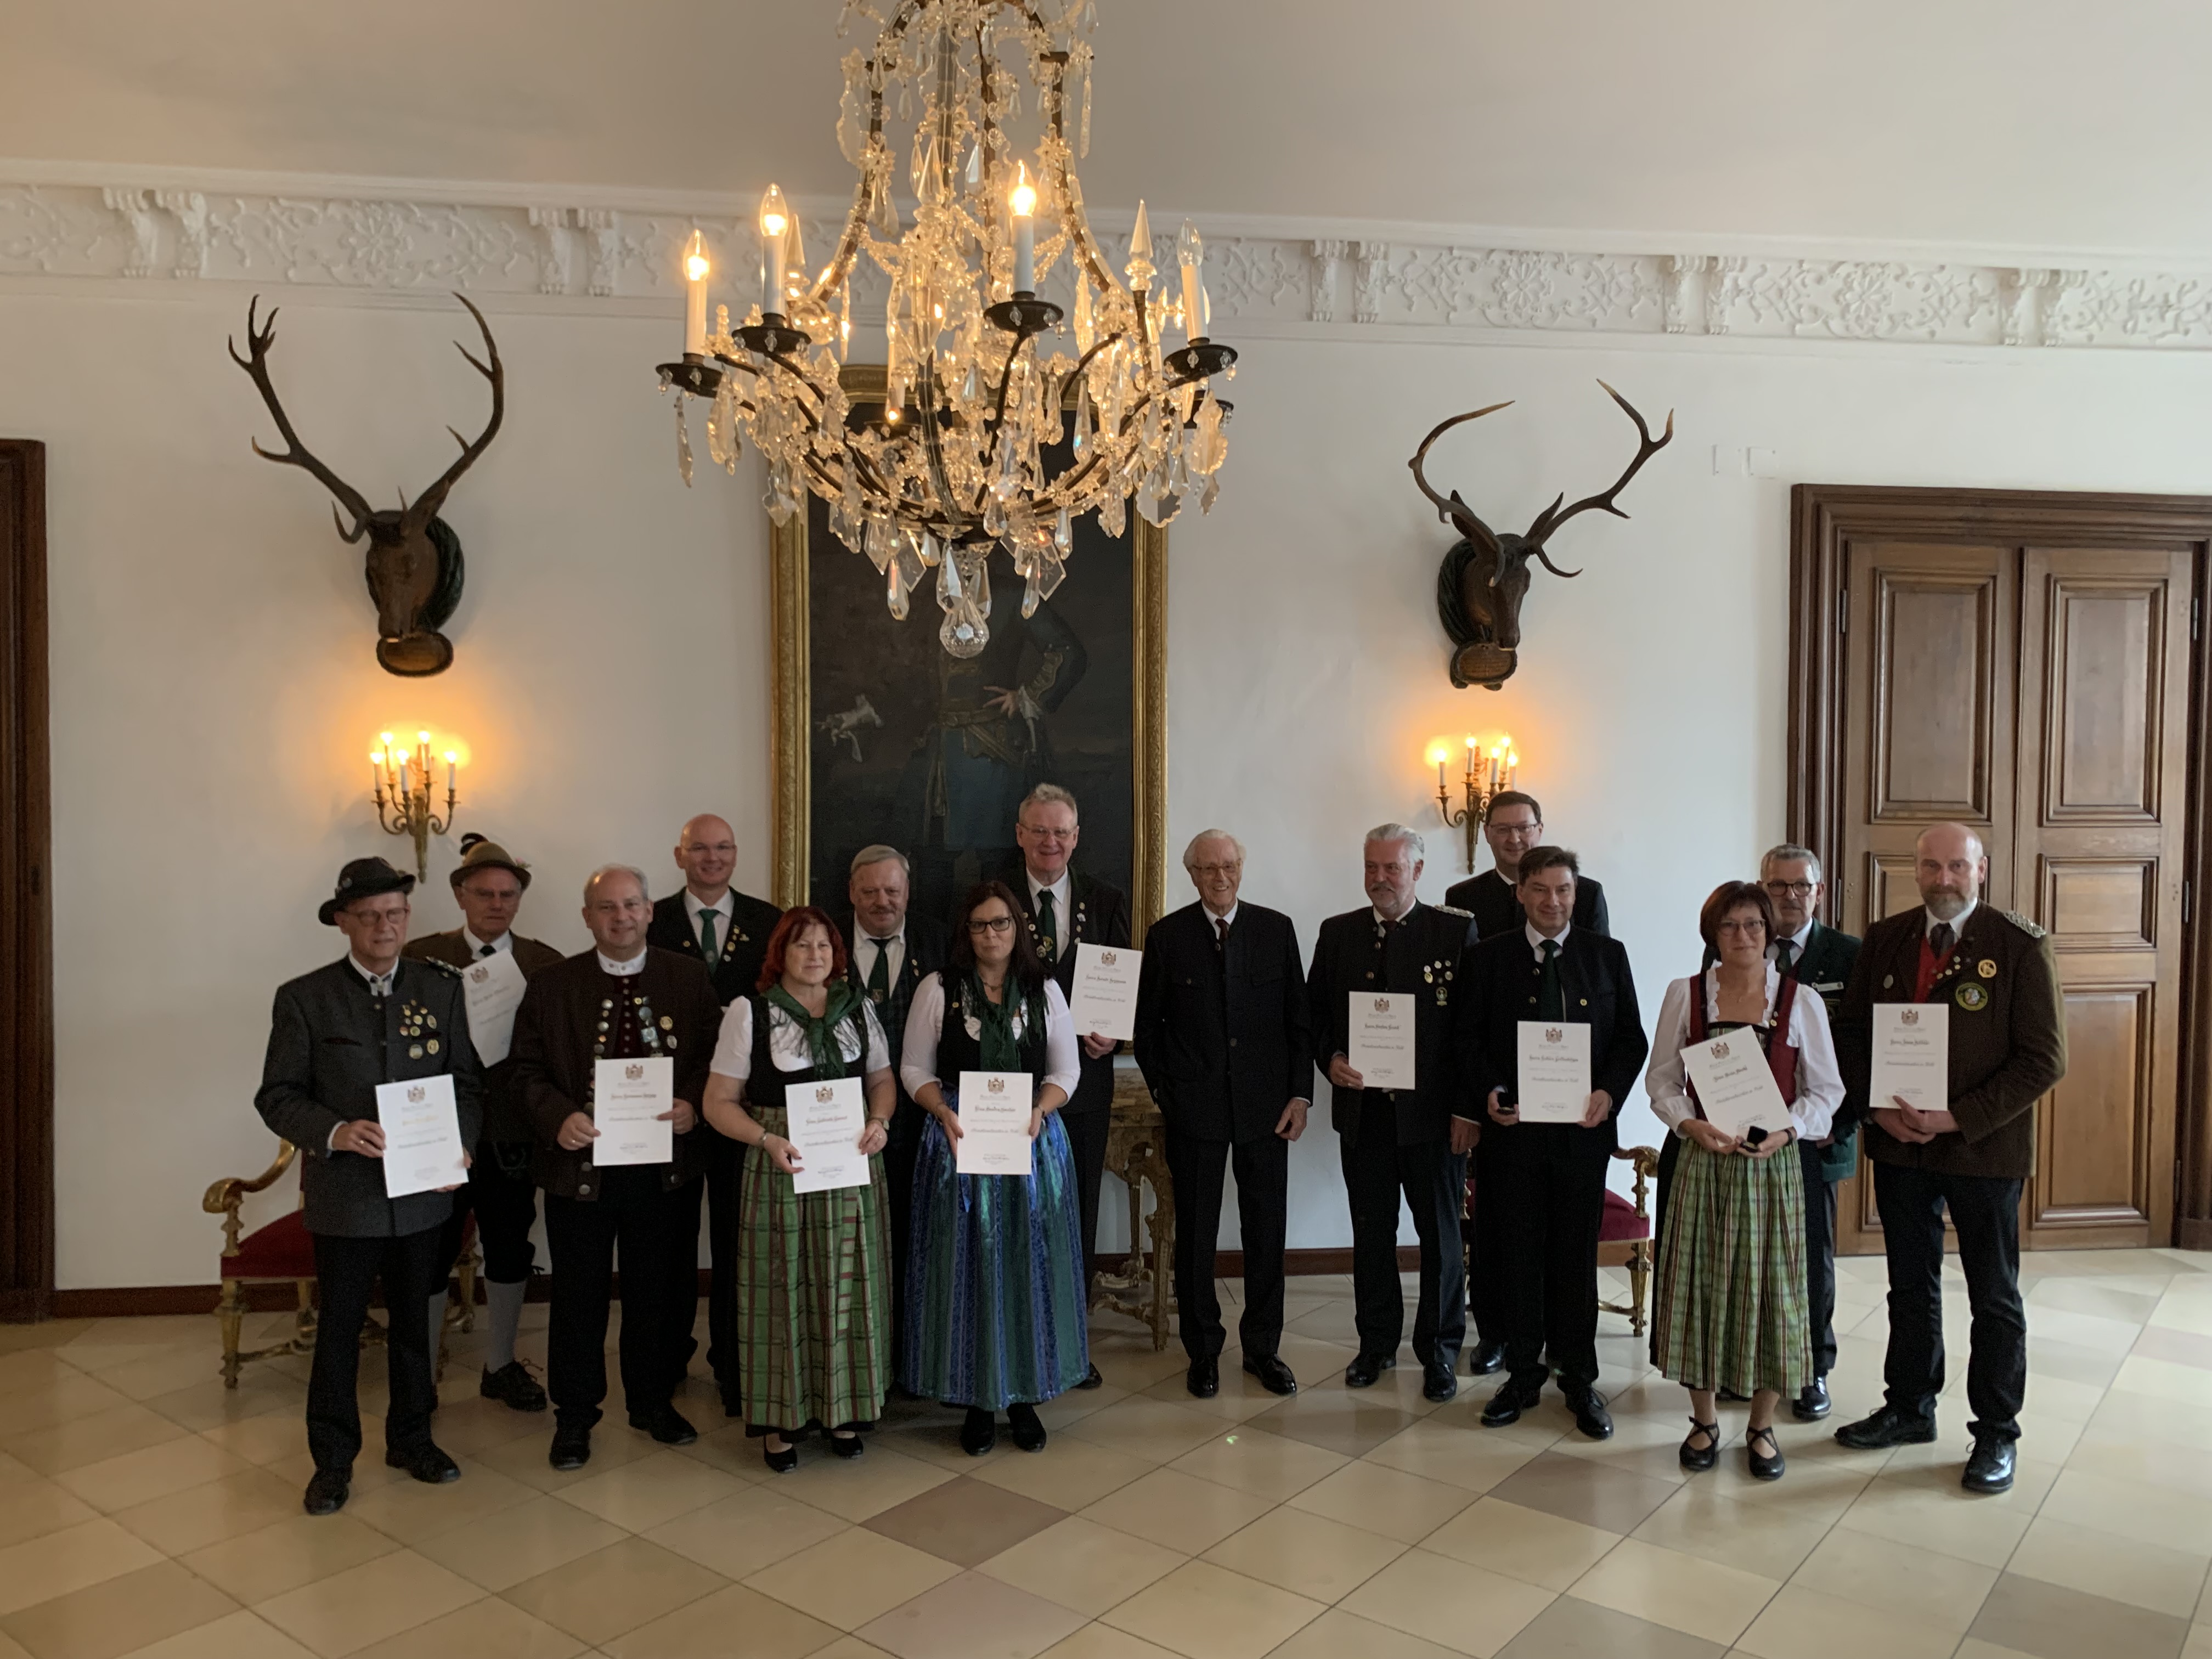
[230,292,504,676]
[1410,381,1673,689]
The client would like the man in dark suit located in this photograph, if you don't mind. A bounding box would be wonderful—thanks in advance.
[1460,847,1647,1441]
[645,812,782,1415]
[1445,791,1608,1377]
[403,834,565,1413]
[256,857,484,1516]
[1831,822,2066,1496]
[1310,824,1479,1402]
[1004,782,1130,1390]
[1134,830,1311,1398]
[512,864,723,1471]
[842,844,951,1371]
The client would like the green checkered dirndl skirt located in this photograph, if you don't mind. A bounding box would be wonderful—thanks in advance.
[1652,1138,1812,1397]
[736,1103,893,1436]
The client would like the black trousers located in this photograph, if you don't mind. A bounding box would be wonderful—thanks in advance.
[884,1114,924,1368]
[436,1139,539,1283]
[1466,1133,1508,1344]
[307,1225,444,1472]
[1063,1105,1109,1294]
[1166,1126,1288,1362]
[1493,1122,1610,1391]
[1872,1161,2026,1442]
[1340,1104,1465,1368]
[702,1133,744,1403]
[1801,1139,1839,1379]
[544,1169,696,1426]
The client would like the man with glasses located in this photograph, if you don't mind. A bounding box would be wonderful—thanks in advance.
[1445,793,1611,941]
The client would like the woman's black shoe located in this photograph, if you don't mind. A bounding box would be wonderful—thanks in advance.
[960,1408,997,1455]
[829,1431,865,1460]
[1007,1403,1047,1452]
[1747,1424,1786,1482]
[763,1436,799,1474]
[1679,1419,1721,1472]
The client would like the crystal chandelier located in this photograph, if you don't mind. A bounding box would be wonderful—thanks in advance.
[656,0,1238,658]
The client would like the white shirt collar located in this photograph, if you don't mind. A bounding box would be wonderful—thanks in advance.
[1771,921,1814,957]
[1927,899,1977,938]
[684,887,732,923]
[1026,868,1071,911]
[348,955,396,995]
[856,919,905,947]
[596,950,648,977]
[461,926,511,957]
[1525,921,1572,958]
[1203,902,1239,929]
[1372,904,1414,928]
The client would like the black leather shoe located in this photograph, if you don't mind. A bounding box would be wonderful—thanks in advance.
[1792,1378,1831,1422]
[1007,1402,1048,1452]
[481,1360,549,1412]
[1344,1353,1396,1389]
[828,1431,864,1461]
[1962,1436,2016,1494]
[302,1468,350,1515]
[1242,1355,1297,1396]
[1481,1380,1542,1427]
[1075,1363,1105,1390]
[1835,1404,1937,1451]
[960,1408,997,1455]
[1564,1389,1613,1441]
[1423,1359,1458,1403]
[1187,1357,1220,1398]
[384,1442,460,1484]
[548,1421,592,1471]
[630,1407,699,1446]
[1679,1419,1720,1472]
[1747,1424,1786,1481]
[763,1436,798,1474]
[1467,1340,1507,1377]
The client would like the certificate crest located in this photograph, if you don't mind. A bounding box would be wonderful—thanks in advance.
[468,963,489,983]
[815,1085,836,1103]
[1372,997,1391,1014]
[624,1062,645,1081]
[1544,1027,1563,1043]
[406,1084,426,1103]
[1900,1009,1920,1028]
[1711,1041,1730,1060]
[1099,950,1118,967]
[986,1075,1008,1095]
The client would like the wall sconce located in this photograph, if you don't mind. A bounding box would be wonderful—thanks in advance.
[1430,732,1517,871]
[370,729,459,881]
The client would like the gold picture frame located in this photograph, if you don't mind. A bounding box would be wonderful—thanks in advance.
[769,364,1169,936]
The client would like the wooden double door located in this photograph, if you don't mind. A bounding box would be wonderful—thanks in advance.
[1791,487,2212,1252]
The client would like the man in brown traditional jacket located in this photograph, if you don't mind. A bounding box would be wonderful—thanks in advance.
[1831,822,2066,1496]
[510,864,720,1470]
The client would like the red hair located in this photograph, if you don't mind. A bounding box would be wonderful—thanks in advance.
[757,905,848,990]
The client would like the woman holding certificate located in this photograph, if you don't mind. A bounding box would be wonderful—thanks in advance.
[1644,881,1842,1483]
[899,881,1087,1457]
[703,907,896,1474]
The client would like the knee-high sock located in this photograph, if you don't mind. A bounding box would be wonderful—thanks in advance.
[485,1278,527,1373]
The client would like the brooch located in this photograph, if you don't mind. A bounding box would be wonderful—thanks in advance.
[1978,960,1997,979]
[1955,982,1989,1012]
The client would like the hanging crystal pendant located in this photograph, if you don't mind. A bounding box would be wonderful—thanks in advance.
[675,403,694,487]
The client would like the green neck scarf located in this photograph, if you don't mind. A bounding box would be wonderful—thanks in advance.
[962,968,1045,1070]
[764,979,866,1074]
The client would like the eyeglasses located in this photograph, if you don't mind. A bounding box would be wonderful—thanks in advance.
[967,915,1015,935]
[1188,863,1241,878]
[1488,820,1542,835]
[1763,881,1816,898]
[1717,918,1767,936]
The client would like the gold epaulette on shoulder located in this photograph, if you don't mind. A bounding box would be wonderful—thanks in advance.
[2000,909,2048,940]
[420,957,464,977]
[1434,905,1472,918]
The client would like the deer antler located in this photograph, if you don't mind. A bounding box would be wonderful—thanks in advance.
[228,296,377,543]
[400,294,505,537]
[1408,403,1514,558]
[1520,380,1674,575]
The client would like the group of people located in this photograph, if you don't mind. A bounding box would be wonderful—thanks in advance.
[256,783,2063,1519]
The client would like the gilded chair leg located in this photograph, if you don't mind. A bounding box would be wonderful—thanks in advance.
[1630,1242,1650,1336]
[217,1278,245,1389]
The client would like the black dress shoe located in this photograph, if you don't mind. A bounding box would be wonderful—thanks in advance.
[1187,1357,1220,1398]
[1747,1424,1786,1482]
[828,1431,864,1460]
[1679,1419,1720,1472]
[1962,1436,2016,1494]
[763,1436,799,1474]
[1007,1402,1048,1452]
[1423,1359,1458,1403]
[1481,1380,1542,1427]
[1242,1355,1297,1396]
[1075,1363,1105,1390]
[302,1468,350,1515]
[1344,1353,1397,1389]
[630,1407,699,1446]
[548,1421,592,1471]
[1467,1340,1507,1377]
[1564,1389,1613,1441]
[960,1408,997,1455]
[481,1360,549,1412]
[384,1443,460,1484]
[1835,1403,1937,1451]
[1792,1378,1831,1422]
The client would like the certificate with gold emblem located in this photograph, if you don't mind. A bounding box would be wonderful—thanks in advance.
[956,1070,1035,1176]
[377,1074,467,1198]
[592,1056,674,1165]
[1681,1031,1792,1138]
[1515,1021,1591,1122]
[460,949,527,1065]
[1348,992,1416,1090]
[1067,941,1141,1041]
[789,1075,870,1195]
[1871,1003,1948,1112]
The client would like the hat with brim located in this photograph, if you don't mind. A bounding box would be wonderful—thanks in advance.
[319,857,416,926]
[449,833,532,891]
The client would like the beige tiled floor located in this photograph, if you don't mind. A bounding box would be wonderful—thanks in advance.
[2,1250,2210,1658]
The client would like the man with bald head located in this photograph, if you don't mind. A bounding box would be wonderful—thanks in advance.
[647,814,782,1415]
[1831,823,2065,1496]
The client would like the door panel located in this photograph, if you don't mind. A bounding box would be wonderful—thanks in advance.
[2034,985,2154,1230]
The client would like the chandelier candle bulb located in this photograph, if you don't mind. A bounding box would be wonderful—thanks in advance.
[682,230,710,356]
[1011,162,1038,294]
[759,185,791,316]
[1178,219,1205,340]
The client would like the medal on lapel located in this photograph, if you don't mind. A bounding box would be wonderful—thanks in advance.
[1955,982,1989,1012]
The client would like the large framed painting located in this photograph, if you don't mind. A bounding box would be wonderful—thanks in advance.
[770,368,1167,935]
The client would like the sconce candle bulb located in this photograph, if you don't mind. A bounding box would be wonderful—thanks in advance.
[369,728,461,881]
[1431,731,1519,871]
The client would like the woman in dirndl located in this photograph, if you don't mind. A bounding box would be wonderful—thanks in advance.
[899,879,1087,1457]
[702,906,895,1474]
[1645,879,1842,1483]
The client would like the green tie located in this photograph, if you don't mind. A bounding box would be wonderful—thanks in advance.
[1775,938,1797,975]
[1036,889,1058,963]
[865,937,892,1002]
[1537,937,1565,1020]
[698,908,720,970]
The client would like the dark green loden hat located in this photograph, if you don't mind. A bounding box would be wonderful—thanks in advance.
[319,856,416,925]
[449,833,532,891]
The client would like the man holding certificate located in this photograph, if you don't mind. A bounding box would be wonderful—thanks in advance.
[403,834,563,1413]
[1459,847,1647,1441]
[1830,823,2066,1497]
[255,857,483,1517]
[511,865,720,1472]
[1308,825,1479,1402]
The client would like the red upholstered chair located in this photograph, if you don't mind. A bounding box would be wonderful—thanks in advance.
[204,1139,477,1389]
[1461,1142,1658,1339]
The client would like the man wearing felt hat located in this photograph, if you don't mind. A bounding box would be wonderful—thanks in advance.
[404,835,565,1413]
[256,856,486,1517]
